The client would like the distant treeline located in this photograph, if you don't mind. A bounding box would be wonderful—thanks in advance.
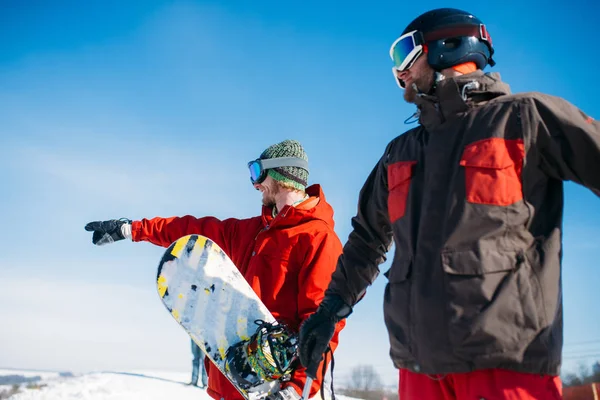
[0,375,41,385]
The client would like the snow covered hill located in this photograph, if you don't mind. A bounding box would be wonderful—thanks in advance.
[1,369,213,400]
[0,369,361,400]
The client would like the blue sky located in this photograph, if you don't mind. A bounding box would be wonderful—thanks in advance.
[1,0,599,386]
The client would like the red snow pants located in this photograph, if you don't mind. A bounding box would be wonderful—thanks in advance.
[398,368,562,400]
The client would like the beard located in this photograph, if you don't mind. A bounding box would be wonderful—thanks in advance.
[403,68,434,103]
[261,180,280,207]
[262,193,276,207]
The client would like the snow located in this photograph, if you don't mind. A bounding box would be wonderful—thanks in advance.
[1,369,210,400]
[0,369,362,400]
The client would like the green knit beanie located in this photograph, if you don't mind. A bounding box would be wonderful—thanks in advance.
[259,139,309,191]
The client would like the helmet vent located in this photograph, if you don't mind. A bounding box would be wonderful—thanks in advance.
[442,38,462,49]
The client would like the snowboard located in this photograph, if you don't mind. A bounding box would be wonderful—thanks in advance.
[155,234,295,400]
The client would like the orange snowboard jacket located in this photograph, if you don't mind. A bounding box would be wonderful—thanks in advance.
[132,184,345,400]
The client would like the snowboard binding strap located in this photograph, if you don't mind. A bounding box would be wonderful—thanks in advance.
[225,320,299,390]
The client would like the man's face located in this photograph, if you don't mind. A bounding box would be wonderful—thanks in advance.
[395,54,434,103]
[254,175,280,207]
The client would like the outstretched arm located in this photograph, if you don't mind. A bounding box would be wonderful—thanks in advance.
[85,215,240,256]
[531,94,600,196]
[132,215,240,255]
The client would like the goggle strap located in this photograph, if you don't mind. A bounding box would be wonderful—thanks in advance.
[259,157,309,172]
[413,31,425,46]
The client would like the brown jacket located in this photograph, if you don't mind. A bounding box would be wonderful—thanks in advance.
[326,71,600,375]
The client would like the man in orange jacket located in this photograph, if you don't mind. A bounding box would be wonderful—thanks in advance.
[85,139,345,400]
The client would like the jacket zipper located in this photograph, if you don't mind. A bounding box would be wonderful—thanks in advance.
[252,208,292,255]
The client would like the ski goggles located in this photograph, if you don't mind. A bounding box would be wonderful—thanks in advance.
[390,25,493,74]
[389,30,425,73]
[247,157,309,185]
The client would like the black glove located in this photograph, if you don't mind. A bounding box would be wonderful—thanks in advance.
[298,294,352,378]
[85,218,132,246]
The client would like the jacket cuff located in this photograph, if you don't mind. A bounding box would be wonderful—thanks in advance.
[130,220,142,242]
[320,294,353,321]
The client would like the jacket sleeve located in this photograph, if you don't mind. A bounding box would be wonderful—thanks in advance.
[282,228,346,398]
[131,215,239,255]
[531,94,600,196]
[325,144,395,307]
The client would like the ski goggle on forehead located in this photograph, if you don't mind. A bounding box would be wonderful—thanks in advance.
[247,157,309,185]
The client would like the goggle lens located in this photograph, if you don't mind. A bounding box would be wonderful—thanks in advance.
[389,30,424,73]
[248,161,263,183]
[391,34,417,71]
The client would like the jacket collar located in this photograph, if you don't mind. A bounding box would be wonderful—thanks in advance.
[414,71,511,130]
[260,184,336,229]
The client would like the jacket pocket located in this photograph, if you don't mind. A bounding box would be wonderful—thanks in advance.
[441,250,541,358]
[387,161,417,223]
[460,138,525,206]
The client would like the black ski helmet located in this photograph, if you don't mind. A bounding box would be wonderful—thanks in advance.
[401,8,495,71]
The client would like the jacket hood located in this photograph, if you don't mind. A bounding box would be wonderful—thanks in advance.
[260,184,336,229]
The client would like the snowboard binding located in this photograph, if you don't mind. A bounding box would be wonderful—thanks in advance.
[225,320,299,391]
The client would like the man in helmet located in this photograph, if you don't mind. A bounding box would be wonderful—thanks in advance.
[298,8,600,400]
